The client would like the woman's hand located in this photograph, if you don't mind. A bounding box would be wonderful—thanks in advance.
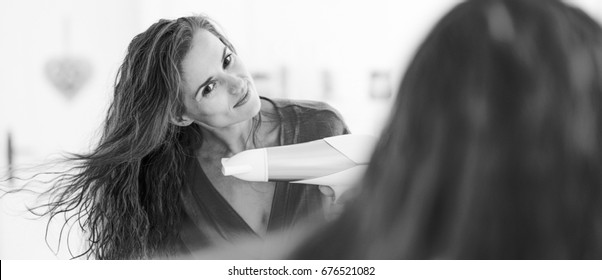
[319,185,360,221]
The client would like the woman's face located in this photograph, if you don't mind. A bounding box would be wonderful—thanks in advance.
[179,29,260,128]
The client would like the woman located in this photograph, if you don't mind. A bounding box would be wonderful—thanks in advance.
[30,15,348,259]
[292,0,602,259]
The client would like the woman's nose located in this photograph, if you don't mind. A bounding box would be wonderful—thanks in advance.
[225,75,245,95]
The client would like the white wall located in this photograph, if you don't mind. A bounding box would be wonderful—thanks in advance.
[1,0,600,259]
[0,0,140,259]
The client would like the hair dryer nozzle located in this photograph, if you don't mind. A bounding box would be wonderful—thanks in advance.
[220,148,268,181]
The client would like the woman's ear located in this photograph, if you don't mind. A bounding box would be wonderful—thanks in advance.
[170,115,193,126]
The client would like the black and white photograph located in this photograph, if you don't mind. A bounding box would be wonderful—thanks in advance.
[1,0,602,278]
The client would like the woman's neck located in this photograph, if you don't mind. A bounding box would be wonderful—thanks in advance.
[199,116,258,157]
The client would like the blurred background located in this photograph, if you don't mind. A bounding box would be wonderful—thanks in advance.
[0,0,600,259]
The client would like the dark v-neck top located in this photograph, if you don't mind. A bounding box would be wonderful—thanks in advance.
[177,97,350,254]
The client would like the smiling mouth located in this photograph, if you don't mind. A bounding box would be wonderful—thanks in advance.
[234,90,250,108]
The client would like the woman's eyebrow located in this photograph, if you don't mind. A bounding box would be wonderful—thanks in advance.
[220,46,227,65]
[194,46,228,99]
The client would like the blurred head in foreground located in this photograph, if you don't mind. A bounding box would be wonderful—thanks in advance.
[294,0,602,259]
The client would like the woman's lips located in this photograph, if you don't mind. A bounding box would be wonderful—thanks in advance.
[234,90,250,108]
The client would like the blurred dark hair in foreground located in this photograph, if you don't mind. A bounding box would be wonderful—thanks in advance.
[293,0,602,259]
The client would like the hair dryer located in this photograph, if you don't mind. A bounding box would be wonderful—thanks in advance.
[221,134,377,199]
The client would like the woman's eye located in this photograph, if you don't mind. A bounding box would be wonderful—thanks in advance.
[223,53,233,68]
[202,82,215,96]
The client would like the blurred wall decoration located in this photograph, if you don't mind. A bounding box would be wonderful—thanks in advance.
[44,18,93,100]
[251,66,289,99]
[0,0,600,259]
[6,132,13,187]
[45,56,93,100]
[369,71,392,100]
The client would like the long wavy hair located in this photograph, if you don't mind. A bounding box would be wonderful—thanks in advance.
[293,0,602,259]
[22,15,236,259]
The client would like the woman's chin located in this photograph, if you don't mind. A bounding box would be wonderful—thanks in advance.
[249,94,262,115]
